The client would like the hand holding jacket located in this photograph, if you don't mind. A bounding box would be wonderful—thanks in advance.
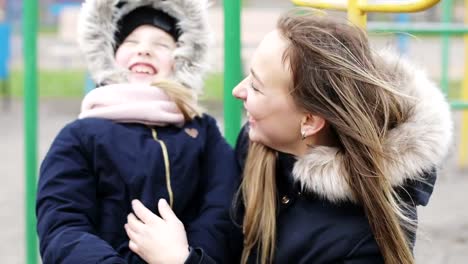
[125,199,190,264]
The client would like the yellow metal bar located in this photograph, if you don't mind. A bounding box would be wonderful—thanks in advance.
[348,0,367,28]
[292,0,439,13]
[460,0,468,167]
[291,0,347,11]
[360,0,440,13]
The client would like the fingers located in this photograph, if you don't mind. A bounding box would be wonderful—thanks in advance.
[126,212,145,234]
[158,199,179,223]
[128,239,139,253]
[132,199,161,224]
[125,219,141,254]
[125,223,138,241]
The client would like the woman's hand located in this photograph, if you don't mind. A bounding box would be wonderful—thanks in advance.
[125,199,190,264]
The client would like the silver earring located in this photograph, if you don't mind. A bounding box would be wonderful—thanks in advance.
[301,130,306,140]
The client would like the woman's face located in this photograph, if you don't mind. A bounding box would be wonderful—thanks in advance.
[115,25,176,84]
[232,30,305,154]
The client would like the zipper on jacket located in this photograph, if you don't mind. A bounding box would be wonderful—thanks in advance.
[151,128,174,208]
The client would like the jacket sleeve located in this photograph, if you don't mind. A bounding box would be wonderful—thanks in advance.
[184,116,241,264]
[36,121,125,264]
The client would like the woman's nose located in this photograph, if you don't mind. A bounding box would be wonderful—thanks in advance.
[232,79,247,100]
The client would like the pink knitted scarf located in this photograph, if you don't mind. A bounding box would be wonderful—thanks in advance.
[79,83,185,126]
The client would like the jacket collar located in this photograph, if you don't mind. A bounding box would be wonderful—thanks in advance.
[291,50,453,203]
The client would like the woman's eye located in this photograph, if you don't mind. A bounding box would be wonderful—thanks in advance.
[250,82,260,92]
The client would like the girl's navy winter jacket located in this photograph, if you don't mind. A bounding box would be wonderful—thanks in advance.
[36,115,239,264]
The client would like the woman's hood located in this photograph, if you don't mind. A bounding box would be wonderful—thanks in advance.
[77,0,212,93]
[292,50,454,203]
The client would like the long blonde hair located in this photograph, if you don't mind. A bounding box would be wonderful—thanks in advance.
[153,79,203,121]
[241,10,415,264]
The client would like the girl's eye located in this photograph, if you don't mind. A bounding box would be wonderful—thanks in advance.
[154,42,171,49]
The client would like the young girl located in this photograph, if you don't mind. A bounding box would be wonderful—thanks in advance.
[125,9,453,264]
[36,0,239,263]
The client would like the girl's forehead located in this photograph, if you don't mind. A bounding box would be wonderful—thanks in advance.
[128,25,175,42]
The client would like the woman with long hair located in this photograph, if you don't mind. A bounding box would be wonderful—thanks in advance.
[232,9,452,264]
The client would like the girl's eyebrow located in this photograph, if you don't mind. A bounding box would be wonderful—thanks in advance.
[250,69,264,86]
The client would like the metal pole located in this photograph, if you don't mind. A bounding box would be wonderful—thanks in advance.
[291,0,440,13]
[223,0,242,146]
[348,0,367,28]
[360,0,439,13]
[23,0,39,263]
[460,0,468,167]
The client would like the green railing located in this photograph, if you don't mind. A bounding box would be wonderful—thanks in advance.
[24,0,39,263]
[368,22,468,35]
[223,0,243,146]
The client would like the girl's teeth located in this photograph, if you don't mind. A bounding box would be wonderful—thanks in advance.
[131,65,155,75]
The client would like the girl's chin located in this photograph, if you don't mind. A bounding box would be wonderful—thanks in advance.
[129,74,156,83]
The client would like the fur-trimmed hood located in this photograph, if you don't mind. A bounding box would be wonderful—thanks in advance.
[77,0,212,93]
[292,50,453,203]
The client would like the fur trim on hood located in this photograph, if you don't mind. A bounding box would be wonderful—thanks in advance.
[77,0,212,93]
[292,50,453,203]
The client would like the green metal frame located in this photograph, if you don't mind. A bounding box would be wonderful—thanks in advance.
[451,100,468,109]
[24,0,39,263]
[223,0,243,146]
[368,22,468,35]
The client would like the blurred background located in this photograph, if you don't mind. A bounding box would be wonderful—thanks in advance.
[0,0,467,263]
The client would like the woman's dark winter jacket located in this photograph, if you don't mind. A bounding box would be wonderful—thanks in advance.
[37,115,239,264]
[231,51,453,263]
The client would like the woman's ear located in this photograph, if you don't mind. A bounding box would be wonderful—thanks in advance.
[300,114,326,138]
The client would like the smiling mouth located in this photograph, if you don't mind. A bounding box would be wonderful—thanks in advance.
[129,63,158,75]
[246,111,255,123]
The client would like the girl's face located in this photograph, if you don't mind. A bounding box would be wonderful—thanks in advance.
[232,30,305,154]
[115,25,176,83]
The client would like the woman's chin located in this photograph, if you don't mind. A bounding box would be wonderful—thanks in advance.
[248,129,262,143]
